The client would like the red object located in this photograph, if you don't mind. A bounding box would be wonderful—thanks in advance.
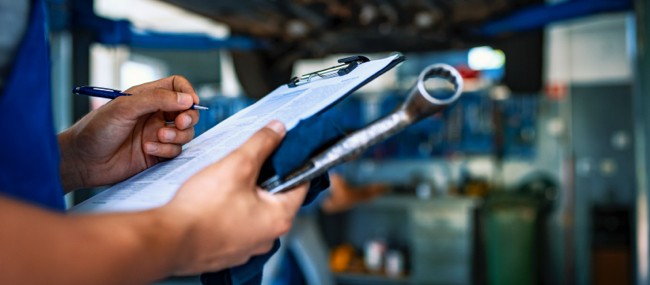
[545,81,567,100]
[456,66,481,79]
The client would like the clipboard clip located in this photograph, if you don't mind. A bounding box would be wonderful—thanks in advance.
[288,55,370,88]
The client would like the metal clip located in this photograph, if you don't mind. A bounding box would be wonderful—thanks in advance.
[288,55,370,88]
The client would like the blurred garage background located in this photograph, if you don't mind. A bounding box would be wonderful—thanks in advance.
[47,0,650,284]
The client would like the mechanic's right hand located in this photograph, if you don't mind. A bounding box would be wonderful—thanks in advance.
[163,120,308,275]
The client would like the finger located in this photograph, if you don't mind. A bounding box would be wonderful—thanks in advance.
[128,75,199,102]
[174,110,199,130]
[252,241,275,255]
[144,142,182,158]
[236,120,286,167]
[262,182,309,217]
[110,89,196,121]
[158,127,195,144]
[159,75,199,102]
[329,174,348,193]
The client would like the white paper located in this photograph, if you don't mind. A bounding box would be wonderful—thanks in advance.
[70,54,400,213]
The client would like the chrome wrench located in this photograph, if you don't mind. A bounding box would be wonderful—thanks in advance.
[263,64,464,194]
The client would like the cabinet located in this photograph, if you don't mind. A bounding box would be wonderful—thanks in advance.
[339,196,476,285]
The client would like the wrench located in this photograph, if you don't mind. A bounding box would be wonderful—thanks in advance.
[262,63,464,194]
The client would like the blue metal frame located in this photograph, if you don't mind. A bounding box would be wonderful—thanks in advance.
[480,0,633,36]
[47,0,262,51]
[49,0,634,50]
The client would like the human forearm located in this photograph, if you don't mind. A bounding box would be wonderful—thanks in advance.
[58,129,86,192]
[34,121,310,283]
[0,197,192,285]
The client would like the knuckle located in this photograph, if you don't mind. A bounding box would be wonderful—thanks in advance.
[275,217,293,236]
[170,145,182,156]
[160,145,181,158]
[249,129,281,153]
[237,159,256,178]
[228,151,256,177]
[171,75,196,93]
[234,255,251,266]
[158,129,169,141]
[184,128,195,140]
[259,242,274,253]
[171,74,189,83]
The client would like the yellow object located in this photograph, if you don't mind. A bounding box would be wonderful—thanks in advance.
[330,244,355,272]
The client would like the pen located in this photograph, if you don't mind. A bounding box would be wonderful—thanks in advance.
[72,86,209,110]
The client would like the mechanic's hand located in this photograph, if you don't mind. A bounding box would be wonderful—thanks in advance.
[164,121,309,275]
[321,173,386,214]
[59,76,199,191]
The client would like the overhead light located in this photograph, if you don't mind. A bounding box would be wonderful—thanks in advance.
[468,46,505,70]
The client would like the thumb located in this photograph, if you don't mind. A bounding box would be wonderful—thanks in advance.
[260,182,309,218]
[236,120,287,168]
[109,89,196,120]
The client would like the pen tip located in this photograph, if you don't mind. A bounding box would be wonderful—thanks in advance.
[193,105,209,110]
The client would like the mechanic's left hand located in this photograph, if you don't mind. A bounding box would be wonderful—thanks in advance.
[58,75,200,191]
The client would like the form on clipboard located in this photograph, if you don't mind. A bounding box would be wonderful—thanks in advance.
[71,53,406,213]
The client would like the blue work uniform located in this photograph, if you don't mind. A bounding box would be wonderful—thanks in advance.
[0,0,65,211]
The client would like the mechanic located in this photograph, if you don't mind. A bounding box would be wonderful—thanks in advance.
[0,1,308,284]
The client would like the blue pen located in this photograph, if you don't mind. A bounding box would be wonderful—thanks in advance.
[72,86,209,110]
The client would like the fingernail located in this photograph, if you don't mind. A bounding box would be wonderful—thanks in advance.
[177,92,193,106]
[163,129,176,141]
[181,114,192,128]
[145,143,158,153]
[266,120,285,135]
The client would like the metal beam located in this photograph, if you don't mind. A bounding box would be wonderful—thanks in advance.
[634,0,650,283]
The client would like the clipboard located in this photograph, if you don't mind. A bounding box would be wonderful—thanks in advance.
[70,53,406,213]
